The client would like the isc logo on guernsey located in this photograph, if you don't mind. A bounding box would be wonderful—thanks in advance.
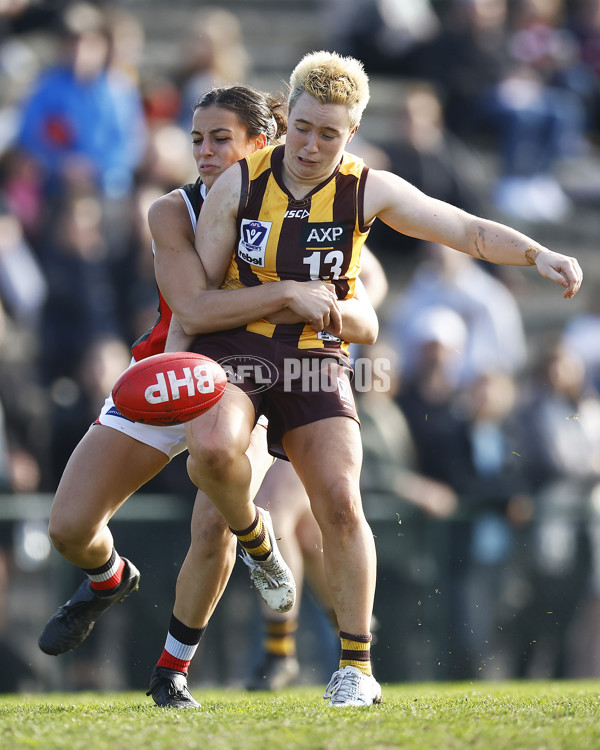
[145,365,216,404]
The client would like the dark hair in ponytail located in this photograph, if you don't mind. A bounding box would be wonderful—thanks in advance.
[194,85,287,143]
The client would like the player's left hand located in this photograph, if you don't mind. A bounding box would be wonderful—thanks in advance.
[535,250,583,299]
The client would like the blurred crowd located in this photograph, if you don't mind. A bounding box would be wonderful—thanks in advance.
[1,0,600,690]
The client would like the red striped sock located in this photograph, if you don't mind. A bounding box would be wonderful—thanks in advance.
[84,549,125,593]
[156,614,206,674]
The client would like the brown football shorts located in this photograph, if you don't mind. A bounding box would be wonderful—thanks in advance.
[190,327,359,459]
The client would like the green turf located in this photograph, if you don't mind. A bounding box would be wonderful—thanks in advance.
[1,681,600,750]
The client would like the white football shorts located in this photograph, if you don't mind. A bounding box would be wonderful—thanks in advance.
[96,391,269,461]
[96,391,188,459]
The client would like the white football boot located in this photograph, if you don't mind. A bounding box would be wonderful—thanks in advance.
[324,666,382,707]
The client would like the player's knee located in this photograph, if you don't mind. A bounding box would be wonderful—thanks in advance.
[187,439,241,484]
[48,515,91,554]
[316,486,364,535]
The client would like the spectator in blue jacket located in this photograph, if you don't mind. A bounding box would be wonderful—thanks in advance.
[16,2,146,199]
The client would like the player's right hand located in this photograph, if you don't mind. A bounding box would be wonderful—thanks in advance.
[290,280,342,334]
[267,280,342,333]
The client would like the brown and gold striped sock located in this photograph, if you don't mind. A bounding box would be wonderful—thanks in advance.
[339,631,372,676]
[230,508,272,561]
[264,618,298,658]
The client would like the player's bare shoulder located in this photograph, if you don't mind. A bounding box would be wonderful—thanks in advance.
[363,168,402,220]
[148,188,189,224]
[148,188,195,245]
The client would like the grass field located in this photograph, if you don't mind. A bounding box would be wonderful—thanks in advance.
[1,681,600,750]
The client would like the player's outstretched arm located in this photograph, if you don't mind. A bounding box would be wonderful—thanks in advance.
[365,169,583,299]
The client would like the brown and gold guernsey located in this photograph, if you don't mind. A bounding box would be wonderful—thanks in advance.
[222,144,372,351]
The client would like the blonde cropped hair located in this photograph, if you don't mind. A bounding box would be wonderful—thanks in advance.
[288,51,370,130]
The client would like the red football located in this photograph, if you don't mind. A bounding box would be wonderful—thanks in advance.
[112,352,228,426]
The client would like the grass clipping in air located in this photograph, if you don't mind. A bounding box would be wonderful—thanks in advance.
[1,681,600,749]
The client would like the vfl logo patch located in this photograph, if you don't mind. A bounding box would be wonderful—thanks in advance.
[238,219,271,267]
[301,222,350,248]
[337,376,354,405]
[318,330,341,342]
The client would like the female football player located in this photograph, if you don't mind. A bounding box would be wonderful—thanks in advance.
[179,51,582,706]
[39,84,379,707]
